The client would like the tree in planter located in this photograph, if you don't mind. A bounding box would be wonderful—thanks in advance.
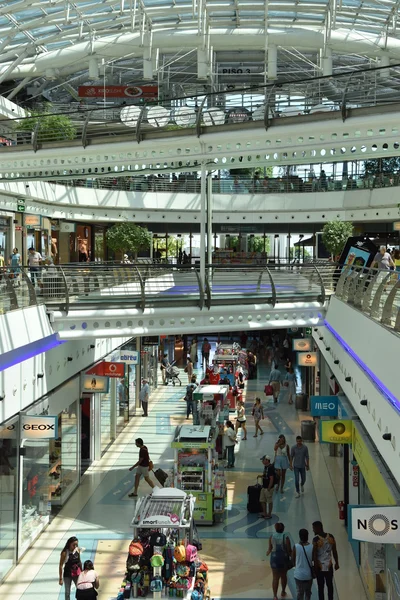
[15,106,77,142]
[322,221,353,258]
[106,223,152,260]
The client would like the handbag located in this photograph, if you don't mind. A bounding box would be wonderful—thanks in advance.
[284,535,294,570]
[148,460,154,471]
[264,384,273,396]
[301,544,316,579]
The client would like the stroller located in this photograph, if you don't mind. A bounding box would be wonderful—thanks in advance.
[165,361,182,386]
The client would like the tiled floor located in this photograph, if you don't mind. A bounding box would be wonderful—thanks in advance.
[0,354,368,600]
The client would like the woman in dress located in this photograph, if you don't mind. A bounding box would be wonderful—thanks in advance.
[252,397,264,438]
[266,522,292,600]
[189,338,198,365]
[284,367,297,405]
[274,434,290,493]
[59,536,82,600]
[76,560,99,600]
[235,399,247,440]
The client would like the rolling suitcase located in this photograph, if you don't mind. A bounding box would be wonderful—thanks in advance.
[247,476,262,513]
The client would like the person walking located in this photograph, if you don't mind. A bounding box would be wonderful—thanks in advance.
[290,436,310,498]
[160,353,169,385]
[266,522,292,600]
[224,420,237,468]
[28,247,43,287]
[235,398,247,440]
[285,367,297,405]
[259,455,275,519]
[185,375,197,420]
[59,536,82,600]
[371,245,395,286]
[293,529,314,600]
[9,247,21,285]
[252,397,264,437]
[201,337,211,369]
[274,434,290,493]
[185,357,194,382]
[269,363,282,403]
[190,338,198,365]
[76,560,100,600]
[140,378,150,417]
[312,521,339,600]
[128,438,155,497]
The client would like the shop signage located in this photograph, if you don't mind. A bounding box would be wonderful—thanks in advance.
[310,396,338,417]
[352,422,396,505]
[142,336,159,346]
[81,375,109,393]
[297,352,318,367]
[288,327,298,333]
[17,199,25,213]
[21,415,58,440]
[119,350,139,364]
[192,492,213,523]
[293,338,312,352]
[0,423,17,439]
[86,362,125,378]
[319,419,353,444]
[350,506,400,543]
[392,221,400,231]
[24,214,41,227]
[60,222,76,233]
[78,85,158,99]
[15,226,22,231]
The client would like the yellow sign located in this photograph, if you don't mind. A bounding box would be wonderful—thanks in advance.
[319,420,353,444]
[297,352,318,367]
[393,221,400,231]
[352,423,396,506]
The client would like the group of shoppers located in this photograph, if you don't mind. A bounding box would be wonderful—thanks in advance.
[59,536,99,600]
[267,521,339,600]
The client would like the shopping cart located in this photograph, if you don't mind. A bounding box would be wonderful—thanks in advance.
[165,361,182,386]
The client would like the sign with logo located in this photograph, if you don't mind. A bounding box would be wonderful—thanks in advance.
[86,362,125,378]
[293,338,312,352]
[78,85,158,99]
[142,336,159,346]
[352,422,396,505]
[119,350,139,364]
[311,396,338,417]
[0,423,17,439]
[81,375,109,393]
[192,492,213,523]
[21,415,58,439]
[60,221,76,233]
[297,352,318,367]
[393,221,400,231]
[350,506,400,543]
[24,214,41,228]
[319,420,353,444]
[288,327,298,334]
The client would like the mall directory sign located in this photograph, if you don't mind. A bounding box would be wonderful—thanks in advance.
[319,419,353,444]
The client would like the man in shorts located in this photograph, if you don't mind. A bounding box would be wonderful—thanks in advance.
[128,438,155,497]
[259,455,275,519]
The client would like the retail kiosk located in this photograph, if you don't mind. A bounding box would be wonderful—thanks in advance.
[171,425,226,525]
[193,385,229,424]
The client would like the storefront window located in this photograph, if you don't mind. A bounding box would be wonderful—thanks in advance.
[0,416,18,582]
[52,401,79,506]
[100,391,112,455]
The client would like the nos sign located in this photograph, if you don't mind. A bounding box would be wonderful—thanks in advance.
[350,506,400,543]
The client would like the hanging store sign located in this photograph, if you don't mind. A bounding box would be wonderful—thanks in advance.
[227,107,250,123]
[21,415,58,439]
[319,420,353,444]
[78,85,158,99]
[81,375,109,393]
[24,214,41,228]
[392,222,400,231]
[310,396,338,417]
[349,506,400,543]
[119,350,139,364]
[60,222,76,233]
[86,362,125,378]
[297,352,318,367]
[142,336,160,346]
[293,338,312,352]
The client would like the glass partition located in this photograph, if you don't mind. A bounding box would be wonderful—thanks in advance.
[0,416,18,582]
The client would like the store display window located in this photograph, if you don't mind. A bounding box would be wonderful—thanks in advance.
[52,401,79,506]
[101,390,113,455]
[0,415,18,583]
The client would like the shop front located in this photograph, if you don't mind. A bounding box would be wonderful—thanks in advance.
[0,215,12,264]
[0,414,19,583]
[23,215,52,261]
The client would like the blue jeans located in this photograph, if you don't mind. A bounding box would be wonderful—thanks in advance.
[294,467,306,493]
[227,445,235,467]
[63,576,78,600]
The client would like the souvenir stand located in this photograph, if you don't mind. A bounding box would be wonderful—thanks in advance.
[171,425,226,526]
[192,385,228,427]
[122,487,210,599]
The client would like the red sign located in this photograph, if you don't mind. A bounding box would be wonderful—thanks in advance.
[15,226,22,231]
[86,362,125,378]
[78,85,158,99]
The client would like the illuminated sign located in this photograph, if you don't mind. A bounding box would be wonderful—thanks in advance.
[119,351,139,364]
[24,214,41,228]
[86,362,125,378]
[297,352,318,367]
[21,415,58,439]
[293,338,312,352]
[311,396,338,417]
[350,506,400,543]
[319,420,352,444]
[81,375,109,393]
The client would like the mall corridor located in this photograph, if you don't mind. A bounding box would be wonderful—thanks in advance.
[0,361,367,600]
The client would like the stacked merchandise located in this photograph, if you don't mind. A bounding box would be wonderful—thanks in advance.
[236,350,249,382]
[118,534,210,599]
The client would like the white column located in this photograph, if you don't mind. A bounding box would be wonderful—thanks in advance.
[322,48,333,76]
[268,44,277,80]
[200,162,207,288]
[379,53,390,79]
[135,337,141,414]
[207,173,213,268]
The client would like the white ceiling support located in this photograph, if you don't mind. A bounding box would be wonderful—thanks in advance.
[88,56,99,80]
[322,47,333,76]
[6,76,32,100]
[267,43,277,80]
[143,31,154,80]
[379,53,390,79]
[0,48,30,85]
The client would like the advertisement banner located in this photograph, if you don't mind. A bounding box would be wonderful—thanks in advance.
[192,492,214,523]
[21,415,58,440]
[24,214,42,228]
[81,375,109,393]
[293,338,312,352]
[119,350,139,364]
[297,352,318,367]
[86,362,125,378]
[310,396,338,417]
[319,420,353,444]
[349,506,400,543]
[78,85,158,99]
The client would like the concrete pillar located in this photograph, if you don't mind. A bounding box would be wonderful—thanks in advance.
[268,44,277,80]
[321,48,333,76]
[379,53,390,79]
[200,163,207,287]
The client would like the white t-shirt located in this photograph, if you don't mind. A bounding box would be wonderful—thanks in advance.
[225,428,236,447]
[28,252,42,266]
[77,569,98,590]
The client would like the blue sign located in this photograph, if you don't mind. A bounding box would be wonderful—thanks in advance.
[310,396,338,417]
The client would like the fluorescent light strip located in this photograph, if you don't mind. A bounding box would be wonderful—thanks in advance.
[0,334,64,373]
[324,319,400,413]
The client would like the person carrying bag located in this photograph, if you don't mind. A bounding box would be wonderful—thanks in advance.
[76,560,99,600]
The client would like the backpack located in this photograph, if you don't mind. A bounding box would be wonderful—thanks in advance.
[129,541,143,556]
[150,531,167,549]
[126,554,140,572]
[174,544,186,563]
[185,385,194,402]
[185,544,198,563]
[150,577,163,592]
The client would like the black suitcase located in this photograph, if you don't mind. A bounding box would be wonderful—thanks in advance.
[247,477,262,513]
[153,468,168,487]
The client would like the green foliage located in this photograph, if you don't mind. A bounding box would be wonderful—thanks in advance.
[16,105,77,142]
[322,221,353,257]
[364,157,400,174]
[226,235,270,252]
[156,235,186,257]
[106,223,152,256]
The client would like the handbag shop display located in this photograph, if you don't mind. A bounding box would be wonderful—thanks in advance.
[117,488,211,599]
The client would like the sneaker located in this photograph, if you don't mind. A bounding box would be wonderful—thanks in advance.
[295,492,300,498]
[301,485,304,493]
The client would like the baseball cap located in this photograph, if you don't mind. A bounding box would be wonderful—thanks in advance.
[260,455,271,461]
